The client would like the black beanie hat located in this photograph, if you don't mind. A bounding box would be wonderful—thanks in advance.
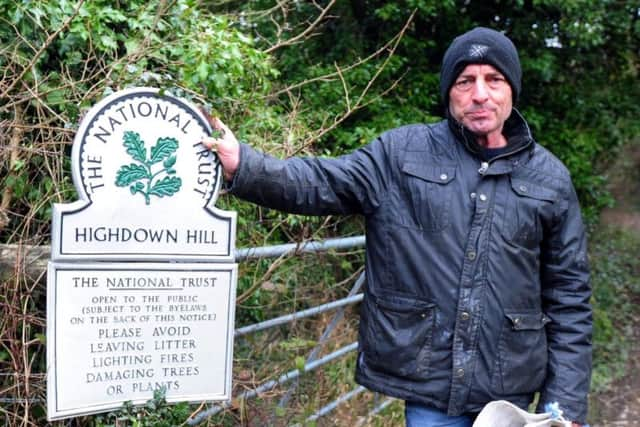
[440,27,521,106]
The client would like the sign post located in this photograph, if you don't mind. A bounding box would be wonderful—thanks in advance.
[47,88,237,420]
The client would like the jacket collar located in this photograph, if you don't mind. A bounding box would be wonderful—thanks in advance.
[447,108,534,160]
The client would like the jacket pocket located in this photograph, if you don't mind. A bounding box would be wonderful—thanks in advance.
[501,178,558,248]
[361,292,436,380]
[401,162,456,232]
[492,311,551,394]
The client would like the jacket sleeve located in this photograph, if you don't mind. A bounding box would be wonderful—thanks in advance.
[228,137,391,216]
[537,181,592,423]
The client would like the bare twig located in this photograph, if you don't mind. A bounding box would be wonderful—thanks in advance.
[0,105,24,231]
[237,252,290,304]
[295,73,405,154]
[263,0,336,54]
[335,62,351,112]
[128,0,171,64]
[291,10,417,154]
[268,11,412,98]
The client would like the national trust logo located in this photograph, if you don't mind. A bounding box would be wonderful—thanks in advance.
[73,88,223,208]
[115,131,182,205]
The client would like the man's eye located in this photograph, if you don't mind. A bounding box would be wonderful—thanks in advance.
[455,80,472,90]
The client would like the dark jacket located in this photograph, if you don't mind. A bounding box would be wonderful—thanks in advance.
[229,110,592,423]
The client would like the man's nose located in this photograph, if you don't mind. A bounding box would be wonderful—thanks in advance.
[471,80,489,103]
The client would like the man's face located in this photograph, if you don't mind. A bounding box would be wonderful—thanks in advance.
[448,64,513,138]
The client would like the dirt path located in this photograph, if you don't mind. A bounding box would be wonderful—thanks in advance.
[600,141,640,231]
[590,142,640,427]
[590,326,640,426]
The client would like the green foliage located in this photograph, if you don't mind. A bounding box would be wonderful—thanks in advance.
[589,227,640,391]
[1,0,276,106]
[93,387,192,427]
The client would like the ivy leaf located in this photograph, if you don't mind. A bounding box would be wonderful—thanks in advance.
[100,34,118,51]
[46,89,65,106]
[149,176,182,197]
[123,131,147,163]
[35,333,46,345]
[150,137,178,164]
[163,154,176,168]
[211,128,224,139]
[115,164,148,186]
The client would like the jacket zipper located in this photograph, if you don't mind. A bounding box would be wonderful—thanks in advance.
[458,109,535,176]
[477,143,531,175]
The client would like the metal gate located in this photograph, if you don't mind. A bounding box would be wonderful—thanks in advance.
[0,236,397,426]
[188,235,395,425]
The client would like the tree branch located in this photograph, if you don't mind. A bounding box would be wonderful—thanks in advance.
[290,10,416,154]
[263,0,336,54]
[0,105,24,231]
[236,252,289,304]
[268,10,413,98]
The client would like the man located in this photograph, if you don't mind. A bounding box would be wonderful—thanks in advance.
[202,27,592,426]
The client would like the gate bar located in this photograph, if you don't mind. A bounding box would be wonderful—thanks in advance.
[235,292,363,337]
[275,273,365,412]
[187,342,358,425]
[236,236,365,260]
[354,398,396,427]
[294,385,367,426]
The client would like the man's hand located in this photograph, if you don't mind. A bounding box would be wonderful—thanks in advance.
[200,114,240,182]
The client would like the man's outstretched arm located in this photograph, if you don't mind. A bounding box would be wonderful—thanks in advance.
[199,116,392,216]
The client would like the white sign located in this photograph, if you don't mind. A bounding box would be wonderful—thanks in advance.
[48,263,236,420]
[51,88,235,261]
[47,88,238,420]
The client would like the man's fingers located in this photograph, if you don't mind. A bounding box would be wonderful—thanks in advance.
[201,136,218,151]
[198,109,237,158]
[198,107,225,136]
[213,117,230,132]
[212,117,232,139]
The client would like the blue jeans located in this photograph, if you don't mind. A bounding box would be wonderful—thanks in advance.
[405,401,474,427]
